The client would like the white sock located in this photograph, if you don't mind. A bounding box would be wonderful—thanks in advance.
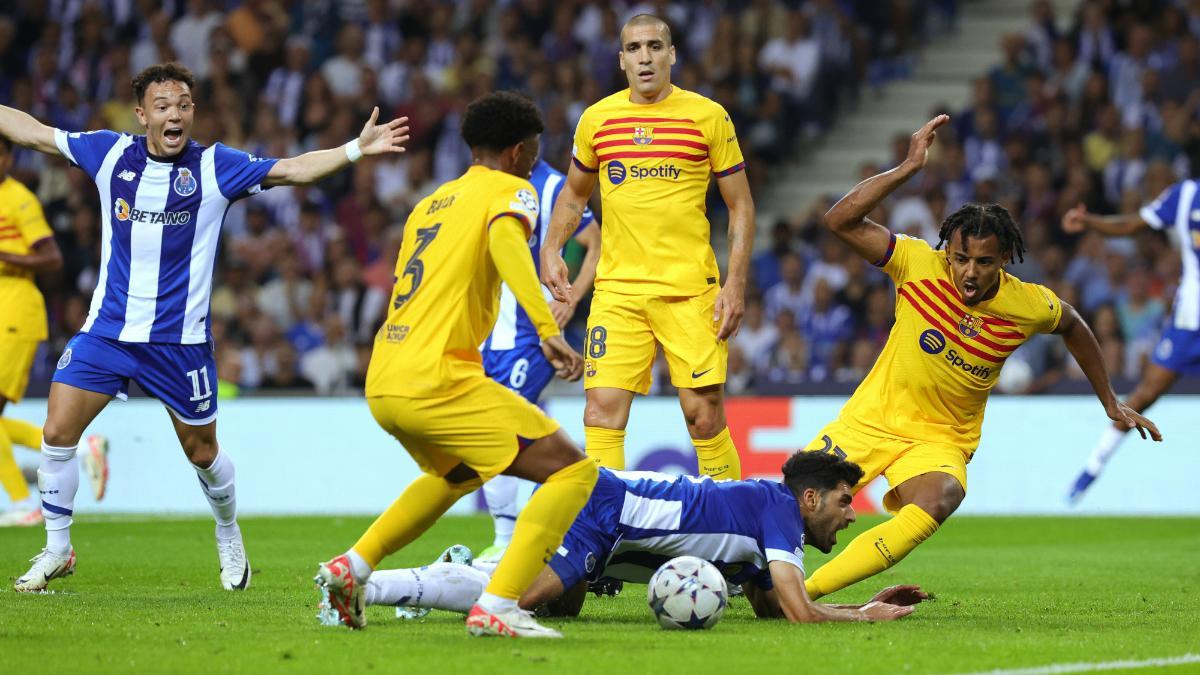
[345,548,374,585]
[476,591,519,614]
[193,448,238,539]
[39,442,79,554]
[1085,426,1127,476]
[483,476,519,548]
[365,563,489,613]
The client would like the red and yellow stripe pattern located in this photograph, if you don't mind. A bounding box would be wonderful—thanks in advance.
[593,116,710,164]
[897,278,1027,364]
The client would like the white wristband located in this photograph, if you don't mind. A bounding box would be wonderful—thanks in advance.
[344,139,363,163]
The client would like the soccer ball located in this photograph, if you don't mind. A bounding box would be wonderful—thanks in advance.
[647,556,728,630]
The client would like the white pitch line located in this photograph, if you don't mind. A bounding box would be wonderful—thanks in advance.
[958,653,1200,675]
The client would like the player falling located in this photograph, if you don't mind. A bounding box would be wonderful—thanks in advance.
[1061,183,1199,502]
[475,158,600,568]
[542,14,756,479]
[0,62,408,591]
[314,92,598,639]
[798,115,1160,600]
[0,136,109,527]
[356,453,921,623]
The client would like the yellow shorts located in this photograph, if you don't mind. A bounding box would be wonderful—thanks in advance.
[802,419,971,514]
[584,287,726,393]
[367,378,560,481]
[0,336,38,403]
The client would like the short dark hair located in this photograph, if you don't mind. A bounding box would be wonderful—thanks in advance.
[621,13,672,47]
[937,203,1026,264]
[781,451,864,499]
[132,62,196,105]
[460,91,544,153]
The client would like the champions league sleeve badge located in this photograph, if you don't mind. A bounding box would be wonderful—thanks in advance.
[173,167,197,197]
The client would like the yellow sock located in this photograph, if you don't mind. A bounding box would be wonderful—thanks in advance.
[0,417,42,449]
[584,426,625,470]
[694,427,741,480]
[805,504,939,599]
[486,457,598,600]
[0,424,32,503]
[352,473,473,567]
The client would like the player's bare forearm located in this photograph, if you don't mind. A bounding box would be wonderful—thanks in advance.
[743,583,783,619]
[823,164,913,263]
[1062,203,1147,236]
[264,146,354,187]
[542,165,597,300]
[769,562,868,623]
[0,238,62,271]
[568,222,602,304]
[718,170,755,291]
[0,105,61,155]
[1055,303,1119,409]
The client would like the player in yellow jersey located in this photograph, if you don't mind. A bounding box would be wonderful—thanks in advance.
[542,14,756,481]
[798,115,1161,600]
[315,92,598,639]
[0,137,108,527]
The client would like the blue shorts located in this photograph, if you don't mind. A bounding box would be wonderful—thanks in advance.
[482,345,556,404]
[53,332,218,424]
[1151,325,1200,375]
[547,470,625,589]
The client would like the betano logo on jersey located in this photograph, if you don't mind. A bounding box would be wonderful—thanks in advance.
[918,328,992,379]
[607,160,682,185]
[113,197,192,225]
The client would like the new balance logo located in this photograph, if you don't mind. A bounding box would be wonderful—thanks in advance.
[195,400,211,413]
[118,170,137,182]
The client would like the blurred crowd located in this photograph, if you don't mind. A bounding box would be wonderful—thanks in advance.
[727,0,1198,396]
[4,0,956,397]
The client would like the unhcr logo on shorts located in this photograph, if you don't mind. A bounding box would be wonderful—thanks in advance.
[607,160,627,185]
[919,329,946,355]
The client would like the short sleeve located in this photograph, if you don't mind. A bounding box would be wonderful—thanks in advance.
[16,190,52,245]
[1028,282,1064,334]
[706,104,746,177]
[487,181,539,237]
[877,233,932,284]
[1139,182,1182,230]
[213,143,279,201]
[760,500,805,575]
[55,129,123,180]
[571,110,599,173]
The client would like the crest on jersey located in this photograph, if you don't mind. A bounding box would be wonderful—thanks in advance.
[57,348,72,370]
[114,197,131,221]
[632,126,654,145]
[173,167,197,196]
[958,313,982,338]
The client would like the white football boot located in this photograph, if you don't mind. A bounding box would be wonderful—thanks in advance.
[315,554,366,629]
[14,547,76,592]
[466,603,562,638]
[217,532,250,590]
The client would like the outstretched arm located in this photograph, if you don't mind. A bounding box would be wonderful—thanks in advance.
[0,105,62,156]
[715,169,756,340]
[824,115,949,263]
[265,107,408,187]
[1062,204,1148,237]
[541,164,598,302]
[1054,301,1162,441]
[764,561,914,623]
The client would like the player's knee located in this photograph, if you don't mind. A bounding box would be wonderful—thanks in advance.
[41,420,80,448]
[918,481,965,523]
[583,399,624,430]
[683,406,724,439]
[181,434,219,467]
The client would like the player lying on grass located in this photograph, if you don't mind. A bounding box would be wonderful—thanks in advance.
[797,115,1161,601]
[344,452,924,624]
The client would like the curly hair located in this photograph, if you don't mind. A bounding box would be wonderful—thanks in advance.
[132,62,196,104]
[460,91,544,153]
[781,450,864,499]
[936,203,1026,263]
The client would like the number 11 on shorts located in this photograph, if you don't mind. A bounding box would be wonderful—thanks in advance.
[187,366,212,401]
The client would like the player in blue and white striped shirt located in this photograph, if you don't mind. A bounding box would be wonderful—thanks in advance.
[1062,184,1200,502]
[475,159,600,565]
[363,452,924,623]
[0,63,409,592]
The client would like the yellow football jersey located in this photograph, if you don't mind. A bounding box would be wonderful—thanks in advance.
[572,87,745,297]
[0,176,53,340]
[366,165,541,398]
[839,235,1063,450]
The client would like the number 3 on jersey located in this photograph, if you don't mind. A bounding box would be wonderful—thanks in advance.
[393,224,441,309]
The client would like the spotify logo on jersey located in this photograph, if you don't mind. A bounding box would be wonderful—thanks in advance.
[608,160,627,184]
[919,329,946,355]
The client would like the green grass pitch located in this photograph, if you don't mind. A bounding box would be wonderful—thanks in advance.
[2,515,1198,674]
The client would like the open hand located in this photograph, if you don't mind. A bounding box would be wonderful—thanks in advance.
[357,107,410,156]
[904,114,950,172]
[550,299,577,329]
[1107,402,1162,441]
[869,584,929,607]
[541,250,572,303]
[541,335,583,382]
[1062,203,1088,234]
[714,282,745,340]
[861,601,915,622]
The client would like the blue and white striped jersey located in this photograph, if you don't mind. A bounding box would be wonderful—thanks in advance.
[599,469,806,587]
[482,159,595,351]
[1141,180,1200,330]
[54,129,277,344]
